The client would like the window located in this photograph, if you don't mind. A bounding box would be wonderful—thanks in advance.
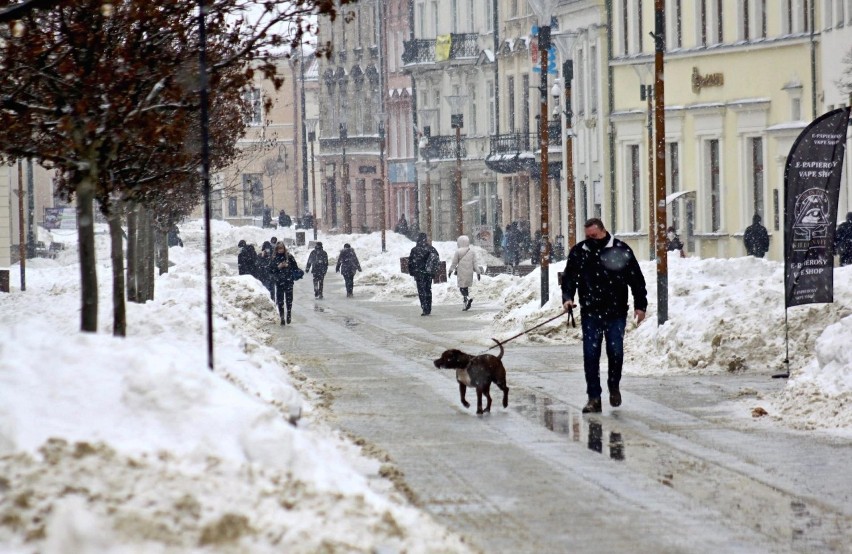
[621,0,629,54]
[431,1,438,36]
[355,178,367,230]
[630,145,641,232]
[418,3,425,37]
[700,0,708,45]
[840,0,847,27]
[803,0,810,32]
[485,0,493,31]
[522,75,530,133]
[742,0,750,41]
[673,0,683,47]
[244,88,262,126]
[792,97,802,120]
[715,0,723,43]
[243,174,264,217]
[707,139,721,232]
[577,48,585,116]
[637,0,644,53]
[590,45,599,114]
[487,81,496,134]
[228,196,238,217]
[467,0,474,31]
[750,137,765,218]
[451,0,458,32]
[785,0,794,33]
[468,84,477,135]
[434,89,442,134]
[507,76,515,132]
[758,0,767,37]
[773,189,780,230]
[510,0,517,18]
[667,142,680,229]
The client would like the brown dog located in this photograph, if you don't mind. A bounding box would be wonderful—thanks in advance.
[433,339,509,414]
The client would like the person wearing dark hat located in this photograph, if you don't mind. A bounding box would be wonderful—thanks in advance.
[269,242,300,325]
[335,243,362,297]
[237,240,257,276]
[743,214,770,258]
[305,242,329,299]
[836,212,852,266]
[407,232,440,315]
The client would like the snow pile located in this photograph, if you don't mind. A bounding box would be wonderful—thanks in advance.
[0,223,472,553]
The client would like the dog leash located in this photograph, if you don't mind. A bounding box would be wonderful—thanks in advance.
[484,308,575,352]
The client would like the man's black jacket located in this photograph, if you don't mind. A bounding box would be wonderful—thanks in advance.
[561,233,648,318]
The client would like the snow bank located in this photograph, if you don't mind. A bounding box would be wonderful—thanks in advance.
[0,222,471,553]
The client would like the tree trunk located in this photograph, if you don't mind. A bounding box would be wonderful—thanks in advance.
[135,206,149,302]
[145,210,156,300]
[76,175,98,332]
[108,209,126,337]
[126,204,138,303]
[157,228,168,275]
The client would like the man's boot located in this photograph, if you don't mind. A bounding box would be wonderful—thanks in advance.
[609,387,622,407]
[582,397,602,413]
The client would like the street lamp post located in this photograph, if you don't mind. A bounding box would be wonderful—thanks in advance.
[552,31,577,249]
[306,117,319,240]
[340,122,352,234]
[417,108,437,239]
[445,95,468,239]
[529,0,557,307]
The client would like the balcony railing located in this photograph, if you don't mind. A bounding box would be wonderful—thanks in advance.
[402,33,479,66]
[489,132,532,155]
[420,134,467,160]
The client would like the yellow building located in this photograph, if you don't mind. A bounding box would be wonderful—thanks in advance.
[611,1,824,261]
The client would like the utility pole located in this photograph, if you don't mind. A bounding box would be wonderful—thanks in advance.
[17,160,25,291]
[654,0,668,325]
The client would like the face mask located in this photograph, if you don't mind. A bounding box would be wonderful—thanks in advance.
[588,236,608,250]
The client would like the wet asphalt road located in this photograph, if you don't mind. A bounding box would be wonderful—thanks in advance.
[272,278,852,554]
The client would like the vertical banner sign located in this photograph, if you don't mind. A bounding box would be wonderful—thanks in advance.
[784,107,851,307]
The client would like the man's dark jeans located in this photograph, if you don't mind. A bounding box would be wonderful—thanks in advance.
[414,274,433,314]
[581,313,627,399]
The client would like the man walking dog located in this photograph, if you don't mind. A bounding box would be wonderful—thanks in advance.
[561,218,647,413]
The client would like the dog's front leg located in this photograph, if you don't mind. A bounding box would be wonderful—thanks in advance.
[458,381,470,408]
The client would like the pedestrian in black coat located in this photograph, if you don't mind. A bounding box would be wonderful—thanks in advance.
[237,240,257,276]
[835,212,852,266]
[408,232,439,315]
[561,218,648,414]
[269,242,300,325]
[256,241,274,298]
[335,243,362,297]
[305,242,329,299]
[743,214,770,258]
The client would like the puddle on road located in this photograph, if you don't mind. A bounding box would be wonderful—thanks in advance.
[513,391,850,551]
[514,393,626,462]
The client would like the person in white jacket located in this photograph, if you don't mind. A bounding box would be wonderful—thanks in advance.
[448,235,482,311]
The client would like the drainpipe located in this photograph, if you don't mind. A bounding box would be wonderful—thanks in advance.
[809,0,817,119]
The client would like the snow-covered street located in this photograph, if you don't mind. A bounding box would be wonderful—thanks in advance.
[1,220,851,553]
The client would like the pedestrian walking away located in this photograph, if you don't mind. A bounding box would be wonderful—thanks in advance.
[269,242,300,325]
[394,214,409,236]
[257,241,274,298]
[448,235,482,311]
[666,227,685,257]
[561,218,647,414]
[408,232,439,315]
[335,243,362,298]
[237,240,258,276]
[743,214,770,258]
[305,241,329,299]
[835,212,852,266]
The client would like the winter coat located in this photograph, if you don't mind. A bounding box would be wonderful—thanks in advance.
[306,248,329,276]
[408,233,439,278]
[237,245,257,276]
[666,233,684,252]
[269,252,299,285]
[448,235,480,288]
[335,247,362,276]
[254,243,273,283]
[744,217,770,257]
[561,233,648,319]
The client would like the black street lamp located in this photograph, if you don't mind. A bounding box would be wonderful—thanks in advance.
[374,112,388,252]
[445,95,468,239]
[417,108,437,239]
[529,0,557,307]
[340,122,351,234]
[306,117,319,240]
[552,31,577,249]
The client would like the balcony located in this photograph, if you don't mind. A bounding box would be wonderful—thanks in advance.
[419,134,467,161]
[402,33,480,68]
